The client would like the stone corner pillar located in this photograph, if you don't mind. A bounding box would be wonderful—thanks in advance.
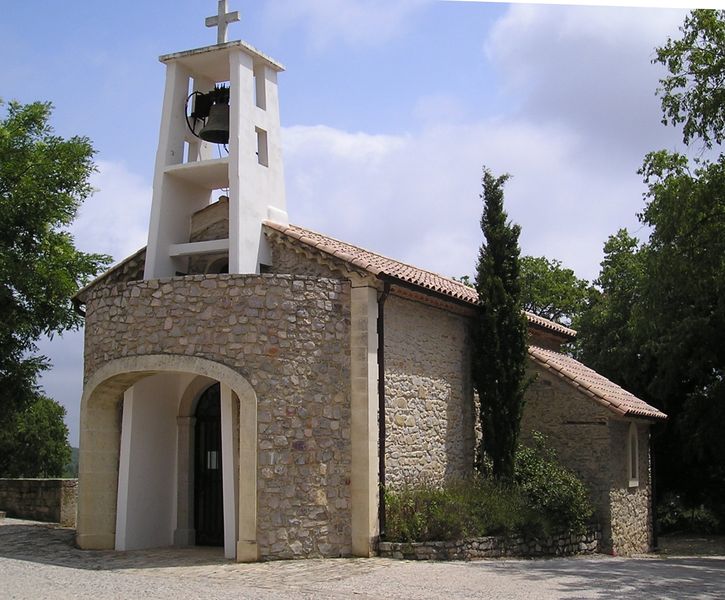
[350,284,380,556]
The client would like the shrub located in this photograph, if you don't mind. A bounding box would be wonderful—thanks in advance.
[514,432,593,534]
[386,477,552,542]
[384,433,594,542]
[384,480,468,542]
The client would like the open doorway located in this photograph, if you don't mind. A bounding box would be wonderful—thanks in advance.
[194,383,224,546]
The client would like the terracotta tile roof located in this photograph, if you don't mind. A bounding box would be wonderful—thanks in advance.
[528,345,667,420]
[264,221,576,339]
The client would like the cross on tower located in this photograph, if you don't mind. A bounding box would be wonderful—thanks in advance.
[206,0,240,45]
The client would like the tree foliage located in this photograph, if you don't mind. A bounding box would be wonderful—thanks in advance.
[655,9,725,149]
[0,100,110,476]
[0,395,71,477]
[574,229,651,399]
[576,10,725,522]
[519,255,589,326]
[472,167,528,481]
[639,151,725,497]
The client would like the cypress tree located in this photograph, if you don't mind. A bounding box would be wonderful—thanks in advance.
[472,167,528,481]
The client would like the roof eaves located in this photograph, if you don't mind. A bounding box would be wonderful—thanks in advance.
[263,221,580,338]
[527,347,664,420]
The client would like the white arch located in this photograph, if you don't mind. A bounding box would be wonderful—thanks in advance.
[76,354,258,562]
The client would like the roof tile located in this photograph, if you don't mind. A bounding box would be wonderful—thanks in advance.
[264,221,576,338]
[528,345,667,420]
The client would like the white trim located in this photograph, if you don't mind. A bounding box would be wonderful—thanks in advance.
[220,383,237,559]
[114,388,134,550]
[169,239,229,257]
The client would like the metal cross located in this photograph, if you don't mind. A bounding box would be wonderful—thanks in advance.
[205,0,240,44]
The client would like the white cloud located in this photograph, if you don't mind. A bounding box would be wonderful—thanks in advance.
[282,116,641,285]
[261,0,428,49]
[72,159,151,264]
[278,5,689,290]
[486,4,687,164]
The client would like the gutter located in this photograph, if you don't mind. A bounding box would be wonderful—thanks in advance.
[377,281,391,540]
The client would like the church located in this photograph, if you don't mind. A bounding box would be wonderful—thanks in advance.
[74,2,666,562]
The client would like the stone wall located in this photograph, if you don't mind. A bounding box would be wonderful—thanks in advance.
[83,274,352,558]
[379,528,600,560]
[608,421,653,555]
[0,479,78,526]
[89,248,146,289]
[269,240,345,279]
[384,295,474,486]
[270,240,476,486]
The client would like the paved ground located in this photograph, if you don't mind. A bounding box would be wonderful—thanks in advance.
[1,519,724,599]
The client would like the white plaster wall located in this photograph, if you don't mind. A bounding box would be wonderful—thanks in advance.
[116,373,187,550]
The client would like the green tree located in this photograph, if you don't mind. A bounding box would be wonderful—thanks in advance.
[638,150,725,505]
[574,229,651,400]
[472,167,528,481]
[655,9,725,149]
[0,395,72,477]
[519,255,589,326]
[0,100,110,476]
[647,10,725,511]
[576,9,725,522]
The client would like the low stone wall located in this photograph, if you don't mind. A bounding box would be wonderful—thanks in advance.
[0,479,78,526]
[379,529,601,560]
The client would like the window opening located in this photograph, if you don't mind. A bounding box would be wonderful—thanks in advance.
[256,127,269,167]
[254,64,267,110]
[627,422,639,487]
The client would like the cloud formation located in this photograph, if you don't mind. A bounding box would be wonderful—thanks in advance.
[261,0,428,49]
[72,160,151,262]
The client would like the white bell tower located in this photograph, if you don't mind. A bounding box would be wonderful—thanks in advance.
[144,1,287,279]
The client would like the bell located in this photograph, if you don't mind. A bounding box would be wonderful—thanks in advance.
[199,103,230,144]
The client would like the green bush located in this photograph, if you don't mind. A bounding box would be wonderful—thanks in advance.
[384,433,593,542]
[384,478,535,542]
[514,432,593,535]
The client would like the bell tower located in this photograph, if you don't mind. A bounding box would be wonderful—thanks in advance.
[144,1,287,279]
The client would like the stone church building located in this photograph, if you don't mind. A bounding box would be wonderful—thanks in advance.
[74,6,666,562]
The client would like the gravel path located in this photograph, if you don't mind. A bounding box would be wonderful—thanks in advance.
[1,519,724,599]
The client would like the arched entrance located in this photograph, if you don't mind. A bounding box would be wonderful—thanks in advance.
[194,383,224,546]
[76,355,259,562]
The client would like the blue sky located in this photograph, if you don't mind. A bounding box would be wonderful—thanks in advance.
[1,1,695,444]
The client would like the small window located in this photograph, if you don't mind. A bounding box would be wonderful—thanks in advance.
[254,64,267,110]
[627,422,639,487]
[256,127,269,167]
